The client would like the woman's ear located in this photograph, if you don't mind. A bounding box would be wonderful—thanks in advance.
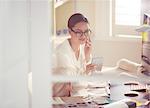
[68,29,71,33]
[68,29,72,35]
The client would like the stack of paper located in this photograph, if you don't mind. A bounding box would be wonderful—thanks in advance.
[52,97,65,104]
[130,83,148,92]
[72,81,110,97]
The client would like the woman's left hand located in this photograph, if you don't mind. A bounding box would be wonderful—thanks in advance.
[86,64,97,74]
[84,37,92,62]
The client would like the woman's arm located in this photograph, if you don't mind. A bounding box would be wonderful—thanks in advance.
[84,37,92,63]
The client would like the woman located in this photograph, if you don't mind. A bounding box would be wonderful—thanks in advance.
[53,13,96,97]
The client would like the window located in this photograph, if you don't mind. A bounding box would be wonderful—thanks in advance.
[115,0,141,26]
[112,0,142,37]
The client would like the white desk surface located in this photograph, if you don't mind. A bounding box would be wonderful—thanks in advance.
[92,67,150,84]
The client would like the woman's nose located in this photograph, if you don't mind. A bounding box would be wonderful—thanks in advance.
[80,34,86,39]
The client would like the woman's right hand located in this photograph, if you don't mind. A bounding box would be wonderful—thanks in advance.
[84,37,92,62]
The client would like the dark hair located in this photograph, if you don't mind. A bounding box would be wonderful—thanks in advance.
[68,13,89,29]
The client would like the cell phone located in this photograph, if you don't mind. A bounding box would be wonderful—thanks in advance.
[92,57,103,71]
[92,57,103,65]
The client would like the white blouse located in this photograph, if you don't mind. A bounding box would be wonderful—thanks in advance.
[53,39,87,76]
[52,39,91,97]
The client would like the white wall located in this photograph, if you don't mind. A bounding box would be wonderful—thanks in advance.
[0,7,3,105]
[93,0,142,66]
[93,39,142,66]
[95,0,110,39]
[0,1,52,108]
[30,1,51,108]
[0,1,29,108]
[142,0,150,13]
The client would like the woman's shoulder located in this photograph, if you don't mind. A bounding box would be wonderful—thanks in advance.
[56,39,70,52]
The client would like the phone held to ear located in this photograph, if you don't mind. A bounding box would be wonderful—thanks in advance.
[92,57,104,72]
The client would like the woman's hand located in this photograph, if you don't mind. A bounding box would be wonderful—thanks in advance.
[84,37,92,62]
[65,82,72,96]
[86,64,97,74]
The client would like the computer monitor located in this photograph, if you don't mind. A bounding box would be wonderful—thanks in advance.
[141,12,150,75]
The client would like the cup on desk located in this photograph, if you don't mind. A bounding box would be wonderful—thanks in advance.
[91,57,104,72]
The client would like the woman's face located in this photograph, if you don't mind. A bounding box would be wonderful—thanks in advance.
[69,22,91,44]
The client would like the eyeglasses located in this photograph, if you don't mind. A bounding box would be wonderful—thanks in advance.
[142,55,150,65]
[70,28,92,37]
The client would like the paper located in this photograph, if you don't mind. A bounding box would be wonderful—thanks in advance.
[87,81,110,88]
[53,97,65,104]
[61,96,84,104]
[87,88,109,97]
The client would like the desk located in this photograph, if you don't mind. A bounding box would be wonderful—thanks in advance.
[52,83,150,108]
[92,67,150,84]
[52,67,150,108]
[110,83,150,108]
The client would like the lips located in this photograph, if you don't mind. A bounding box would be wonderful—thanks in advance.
[79,37,86,42]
